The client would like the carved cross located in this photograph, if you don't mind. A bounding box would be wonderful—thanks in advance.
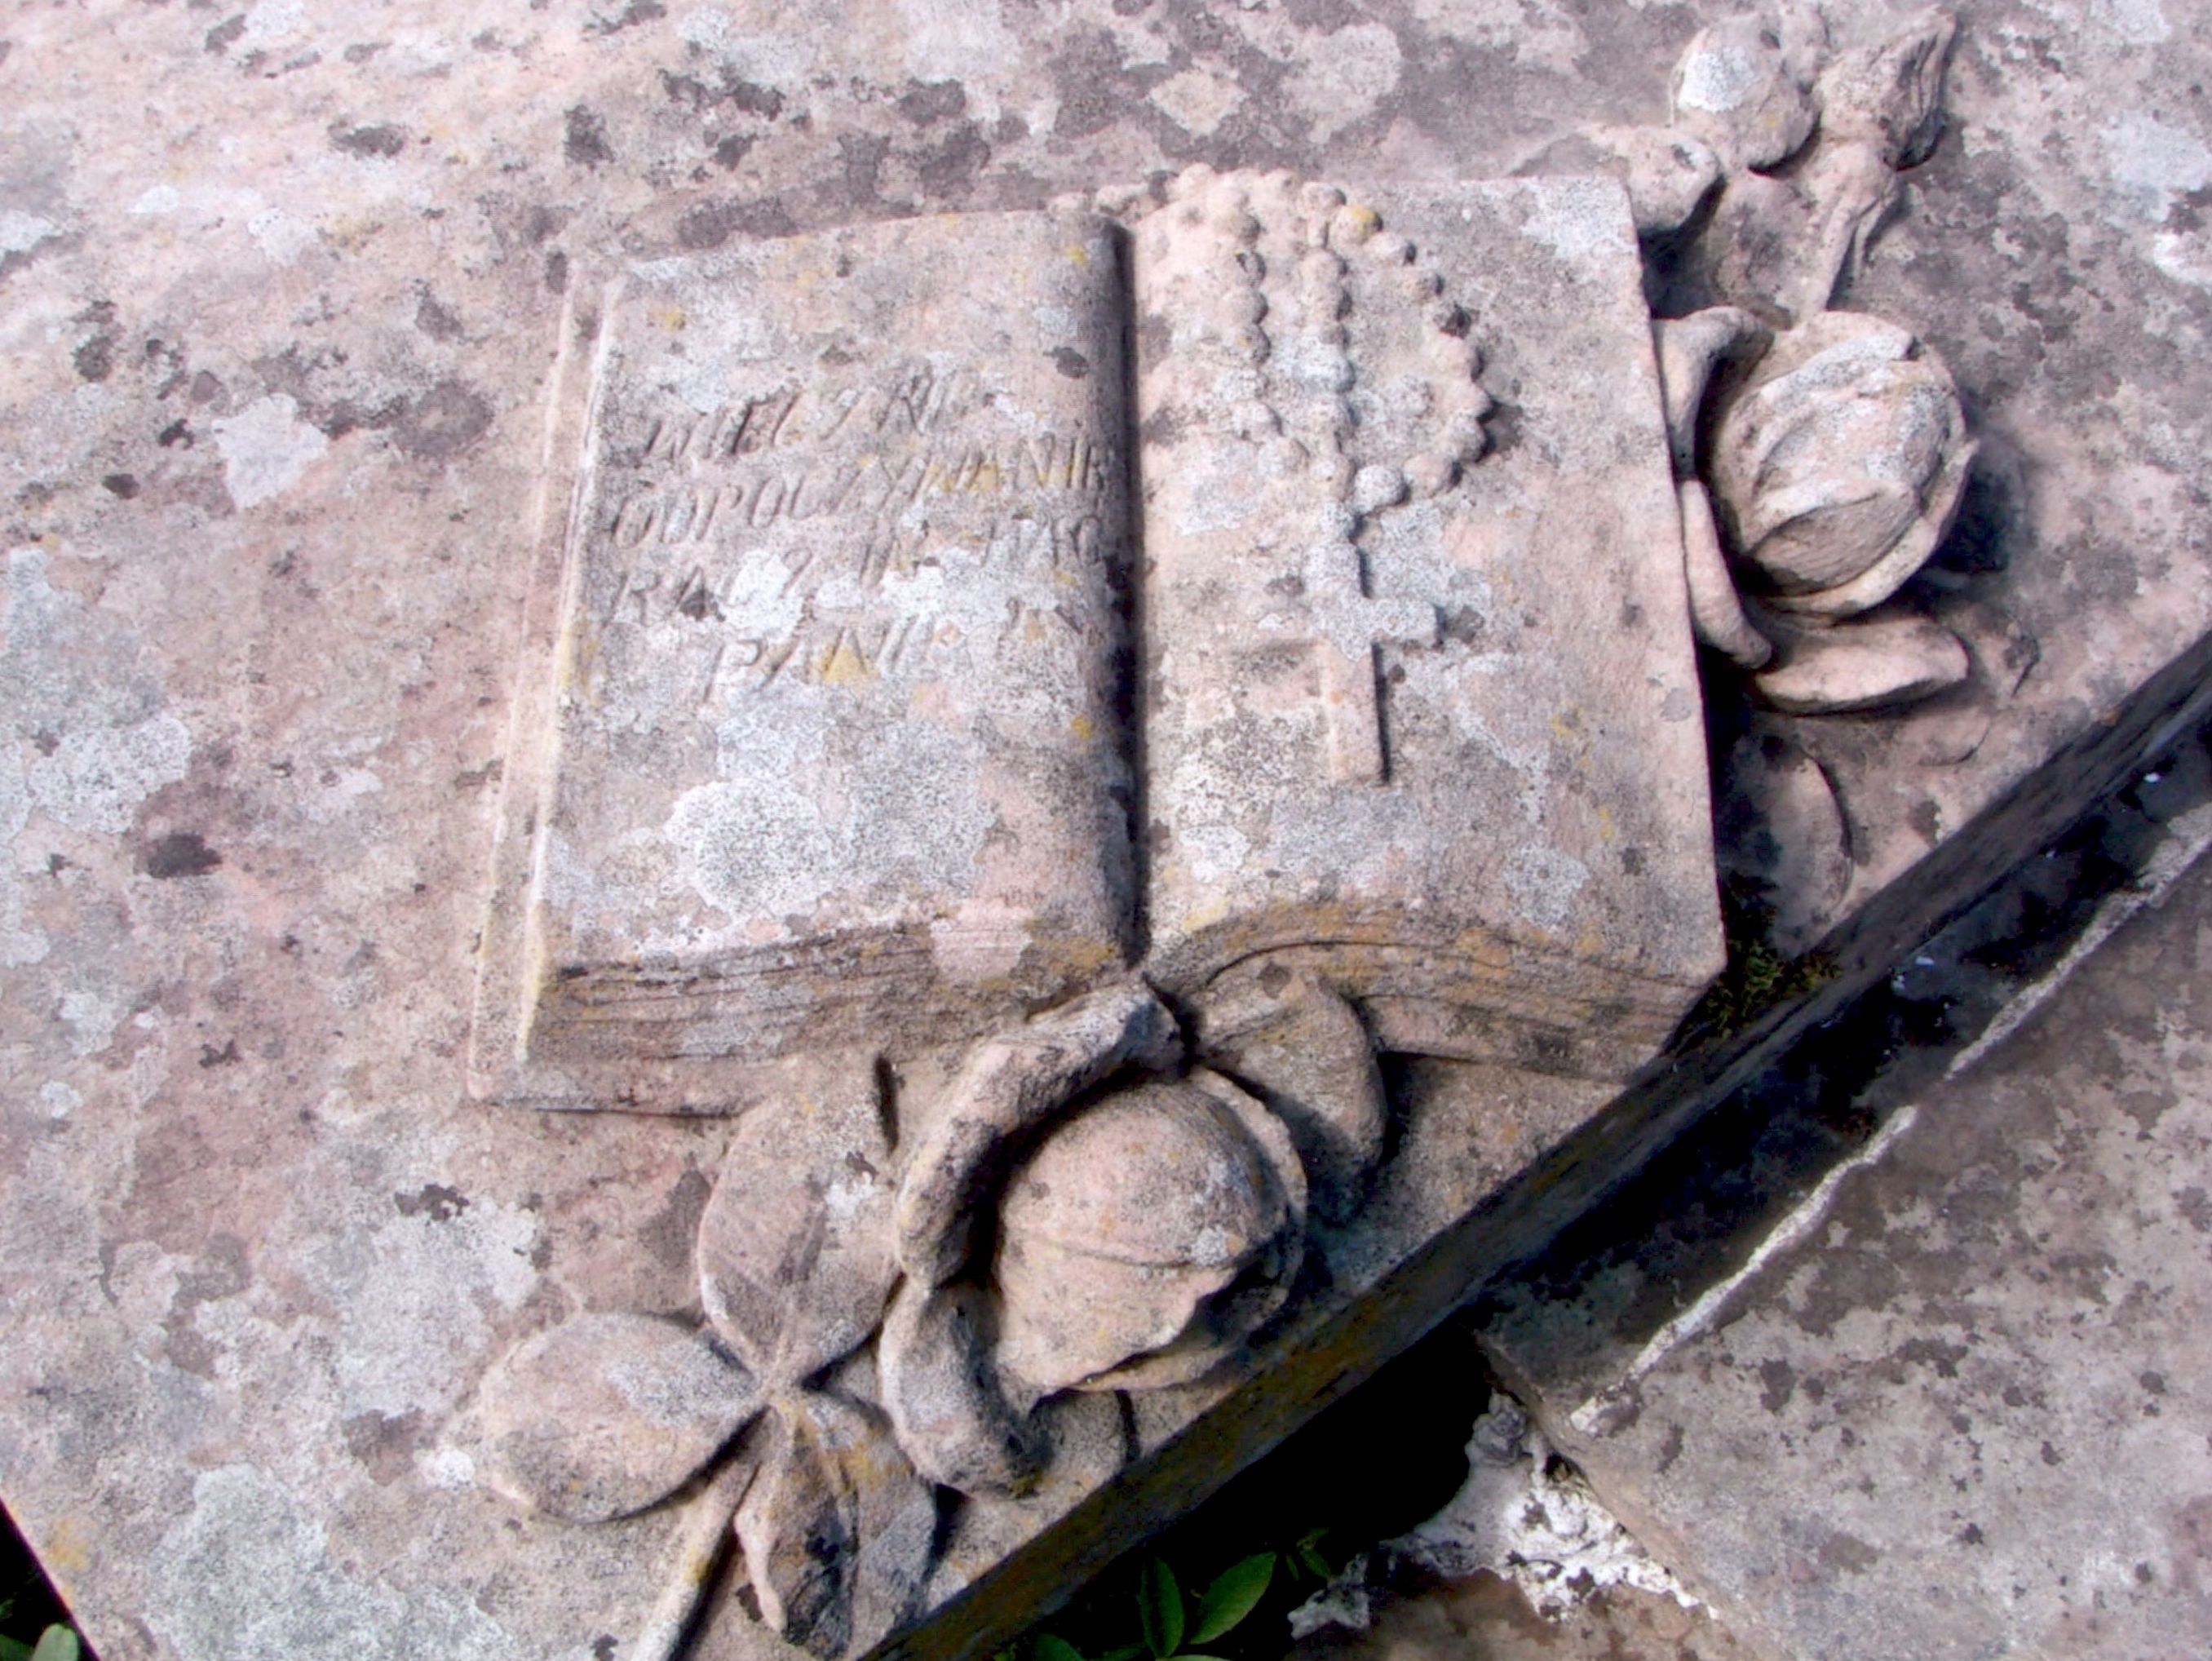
[1302,540,1440,785]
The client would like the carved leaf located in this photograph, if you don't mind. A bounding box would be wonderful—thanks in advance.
[1818,11,1956,168]
[1198,967,1385,1225]
[735,1392,939,1660]
[895,979,1182,1287]
[1679,480,1773,671]
[476,1310,763,1524]
[879,1279,1043,1497]
[698,1061,900,1393]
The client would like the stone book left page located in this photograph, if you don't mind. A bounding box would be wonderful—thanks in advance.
[472,210,1137,1113]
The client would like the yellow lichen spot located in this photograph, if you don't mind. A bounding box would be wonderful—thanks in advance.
[1071,713,1095,742]
[1180,893,1233,933]
[1339,203,1381,240]
[44,1515,91,1576]
[820,639,874,688]
[1595,804,1617,844]
[652,304,688,332]
[1574,926,1604,957]
[325,217,382,253]
[1065,241,1091,268]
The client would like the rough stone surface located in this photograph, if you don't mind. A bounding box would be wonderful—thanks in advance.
[1506,841,2212,1661]
[1292,1577,1758,1661]
[7,4,2212,1661]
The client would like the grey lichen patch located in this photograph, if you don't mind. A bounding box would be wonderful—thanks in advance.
[303,1189,540,1420]
[149,1464,528,1661]
[2,547,192,848]
[210,393,329,508]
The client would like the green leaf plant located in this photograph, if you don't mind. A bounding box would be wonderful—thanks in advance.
[1002,1552,1278,1661]
[0,1625,81,1661]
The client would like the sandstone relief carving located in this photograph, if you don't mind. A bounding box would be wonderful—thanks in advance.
[1601,8,1998,951]
[461,20,1979,1644]
[1643,8,1980,720]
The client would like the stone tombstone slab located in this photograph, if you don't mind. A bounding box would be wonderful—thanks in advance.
[474,210,1135,1113]
[33,5,2209,1661]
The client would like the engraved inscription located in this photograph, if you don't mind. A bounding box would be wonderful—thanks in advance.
[588,361,1121,698]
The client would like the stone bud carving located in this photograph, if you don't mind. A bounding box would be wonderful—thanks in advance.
[1706,312,1975,622]
[1794,12,1958,317]
[993,1070,1307,1400]
[1669,12,1825,173]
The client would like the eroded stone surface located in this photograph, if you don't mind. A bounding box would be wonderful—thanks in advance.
[1524,843,2212,1661]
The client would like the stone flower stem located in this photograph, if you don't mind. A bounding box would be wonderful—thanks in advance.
[627,1455,759,1661]
[1793,142,1898,321]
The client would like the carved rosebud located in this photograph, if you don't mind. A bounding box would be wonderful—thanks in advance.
[992,1072,1306,1401]
[1669,13,1825,173]
[1706,311,1975,619]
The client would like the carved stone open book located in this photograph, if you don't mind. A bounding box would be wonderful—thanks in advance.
[473,176,1721,1118]
[465,171,1724,1661]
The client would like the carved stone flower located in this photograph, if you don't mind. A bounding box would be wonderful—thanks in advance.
[992,1071,1307,1399]
[1706,310,1975,619]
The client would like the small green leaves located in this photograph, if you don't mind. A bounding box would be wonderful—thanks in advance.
[1,1628,79,1661]
[1021,1545,1285,1661]
[1137,1560,1183,1660]
[1294,1527,1333,1583]
[1187,1553,1274,1646]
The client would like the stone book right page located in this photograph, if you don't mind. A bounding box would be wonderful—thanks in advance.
[1137,175,1722,1081]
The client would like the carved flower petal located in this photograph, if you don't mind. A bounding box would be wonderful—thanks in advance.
[698,1061,899,1392]
[736,1392,938,1660]
[895,978,1182,1287]
[1753,612,1970,714]
[476,1310,763,1524]
[1197,966,1385,1225]
[1679,481,1775,671]
[880,1280,1044,1497]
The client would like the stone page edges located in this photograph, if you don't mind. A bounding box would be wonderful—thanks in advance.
[472,210,1139,1111]
[471,181,1723,1112]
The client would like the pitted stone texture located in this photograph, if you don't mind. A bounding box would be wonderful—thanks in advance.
[1139,176,1722,1082]
[474,210,1135,1113]
[1526,847,2212,1661]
